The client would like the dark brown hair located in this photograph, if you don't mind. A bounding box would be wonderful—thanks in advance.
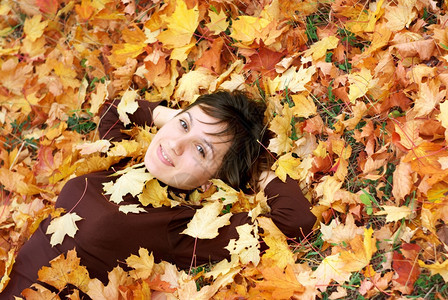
[183,90,270,192]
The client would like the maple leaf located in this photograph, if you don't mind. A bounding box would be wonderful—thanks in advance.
[413,79,445,118]
[347,68,377,103]
[21,283,61,299]
[438,100,448,129]
[118,204,146,214]
[244,47,286,79]
[103,165,153,204]
[87,266,132,299]
[320,214,364,244]
[230,15,270,45]
[268,104,293,154]
[46,212,83,246]
[156,0,199,48]
[38,249,90,293]
[117,90,139,126]
[206,9,229,34]
[174,67,215,101]
[181,201,232,239]
[75,140,111,155]
[392,161,414,201]
[291,94,317,118]
[138,179,171,207]
[126,248,154,280]
[271,152,301,182]
[384,1,417,31]
[256,264,305,299]
[418,259,448,282]
[23,15,49,42]
[375,205,413,223]
[225,223,260,265]
[392,243,421,294]
[304,36,339,61]
[276,65,316,93]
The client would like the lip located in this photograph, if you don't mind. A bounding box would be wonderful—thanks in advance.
[157,145,174,167]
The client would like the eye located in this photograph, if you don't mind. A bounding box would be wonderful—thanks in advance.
[179,119,188,131]
[196,145,206,157]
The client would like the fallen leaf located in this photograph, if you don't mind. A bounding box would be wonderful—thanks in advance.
[38,249,90,293]
[46,212,83,246]
[181,201,232,239]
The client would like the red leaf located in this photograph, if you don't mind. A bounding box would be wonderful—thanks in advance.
[244,46,286,79]
[392,243,421,294]
[36,0,60,15]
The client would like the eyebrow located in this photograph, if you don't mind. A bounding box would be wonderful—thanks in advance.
[186,111,216,157]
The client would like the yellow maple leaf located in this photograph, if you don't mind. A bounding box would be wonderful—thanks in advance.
[413,79,444,118]
[418,259,448,282]
[315,175,343,207]
[90,81,108,114]
[384,1,417,31]
[38,249,90,293]
[230,15,270,45]
[156,0,199,48]
[291,94,317,118]
[103,165,153,204]
[75,140,111,155]
[225,223,260,265]
[87,266,132,299]
[261,234,294,269]
[138,179,171,207]
[23,15,48,42]
[117,89,139,125]
[46,212,83,246]
[181,201,232,239]
[303,36,339,61]
[347,68,377,103]
[107,140,142,157]
[375,205,413,223]
[277,65,316,93]
[207,9,229,34]
[271,152,301,182]
[126,248,154,280]
[320,214,364,244]
[174,67,215,101]
[438,100,448,129]
[118,204,146,214]
[268,104,293,154]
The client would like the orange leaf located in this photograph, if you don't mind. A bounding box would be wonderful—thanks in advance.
[256,265,304,299]
[37,249,91,293]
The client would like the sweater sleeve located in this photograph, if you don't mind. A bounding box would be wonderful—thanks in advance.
[98,99,163,142]
[264,176,316,240]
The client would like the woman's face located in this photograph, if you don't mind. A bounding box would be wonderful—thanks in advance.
[144,105,231,190]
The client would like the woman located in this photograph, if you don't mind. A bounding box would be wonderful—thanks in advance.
[2,91,316,297]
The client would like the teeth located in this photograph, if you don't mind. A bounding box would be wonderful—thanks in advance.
[161,147,173,164]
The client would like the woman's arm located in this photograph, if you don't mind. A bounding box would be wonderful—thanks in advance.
[262,172,316,240]
[99,100,163,142]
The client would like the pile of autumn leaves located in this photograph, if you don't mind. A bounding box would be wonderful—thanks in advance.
[1,0,448,298]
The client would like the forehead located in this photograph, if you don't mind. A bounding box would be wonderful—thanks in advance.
[182,106,228,136]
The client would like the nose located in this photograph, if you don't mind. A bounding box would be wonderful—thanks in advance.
[169,136,186,156]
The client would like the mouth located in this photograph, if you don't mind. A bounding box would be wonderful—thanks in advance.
[158,145,174,167]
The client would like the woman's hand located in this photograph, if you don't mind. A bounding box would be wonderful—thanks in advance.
[153,106,182,128]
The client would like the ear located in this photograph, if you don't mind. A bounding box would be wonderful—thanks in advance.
[200,181,212,191]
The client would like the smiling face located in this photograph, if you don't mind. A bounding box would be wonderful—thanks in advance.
[144,105,232,190]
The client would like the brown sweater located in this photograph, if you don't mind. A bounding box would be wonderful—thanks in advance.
[2,100,316,298]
